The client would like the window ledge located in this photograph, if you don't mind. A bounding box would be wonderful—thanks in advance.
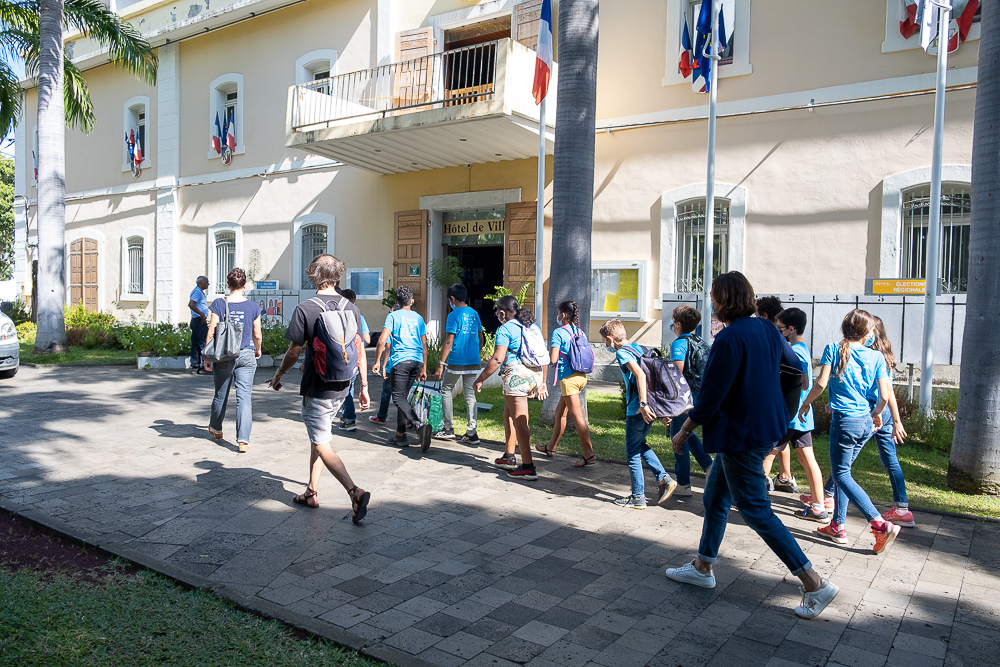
[121,160,151,173]
[119,293,151,302]
[663,61,752,87]
[591,311,645,322]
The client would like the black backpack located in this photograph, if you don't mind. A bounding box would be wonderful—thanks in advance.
[681,334,712,393]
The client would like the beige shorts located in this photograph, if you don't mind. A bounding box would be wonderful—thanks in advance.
[559,372,588,396]
[301,395,347,446]
[499,359,541,397]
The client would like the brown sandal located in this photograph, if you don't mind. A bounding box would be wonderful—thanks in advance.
[572,455,597,468]
[349,486,370,524]
[292,489,319,508]
[535,444,556,458]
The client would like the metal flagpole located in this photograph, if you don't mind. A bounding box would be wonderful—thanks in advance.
[534,96,547,320]
[701,0,720,338]
[920,0,950,414]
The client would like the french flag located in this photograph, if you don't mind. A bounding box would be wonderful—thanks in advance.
[212,112,223,154]
[679,19,693,79]
[953,0,979,47]
[226,111,236,151]
[906,0,978,51]
[532,0,553,104]
[900,0,919,39]
[133,133,143,165]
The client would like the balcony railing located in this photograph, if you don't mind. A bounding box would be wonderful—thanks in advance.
[293,40,501,131]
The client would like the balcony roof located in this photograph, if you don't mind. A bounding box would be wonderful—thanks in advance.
[285,38,555,175]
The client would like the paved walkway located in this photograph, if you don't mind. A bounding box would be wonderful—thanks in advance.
[1,365,998,667]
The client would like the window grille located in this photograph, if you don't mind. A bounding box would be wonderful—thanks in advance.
[215,231,236,293]
[127,236,143,294]
[675,199,730,293]
[301,224,328,288]
[902,185,971,294]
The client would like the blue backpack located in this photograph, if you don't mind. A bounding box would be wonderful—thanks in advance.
[560,325,595,374]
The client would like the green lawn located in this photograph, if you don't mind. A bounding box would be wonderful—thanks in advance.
[19,342,135,365]
[0,564,383,667]
[458,389,1000,519]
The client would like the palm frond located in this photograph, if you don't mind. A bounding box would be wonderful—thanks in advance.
[62,58,94,133]
[0,0,37,31]
[0,58,23,138]
[63,0,157,85]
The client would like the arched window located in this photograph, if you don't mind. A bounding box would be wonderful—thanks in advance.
[300,225,329,288]
[122,95,150,171]
[901,184,971,294]
[215,231,236,293]
[119,227,150,301]
[208,74,245,160]
[675,198,730,294]
[296,49,338,92]
[126,237,144,294]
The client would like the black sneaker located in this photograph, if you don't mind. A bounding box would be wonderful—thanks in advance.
[797,506,831,523]
[507,465,538,481]
[613,494,647,509]
[459,431,481,445]
[389,434,408,447]
[774,476,799,493]
[433,428,455,440]
[494,453,517,470]
[418,424,432,453]
[338,420,357,432]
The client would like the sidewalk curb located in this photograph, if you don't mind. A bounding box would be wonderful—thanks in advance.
[0,497,437,667]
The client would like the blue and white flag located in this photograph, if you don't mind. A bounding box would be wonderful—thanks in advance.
[690,0,735,94]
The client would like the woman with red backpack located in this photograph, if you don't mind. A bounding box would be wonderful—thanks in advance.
[535,301,597,467]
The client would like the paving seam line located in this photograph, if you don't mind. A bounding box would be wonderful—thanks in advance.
[0,497,436,667]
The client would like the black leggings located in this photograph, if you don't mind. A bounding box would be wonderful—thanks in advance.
[391,360,422,434]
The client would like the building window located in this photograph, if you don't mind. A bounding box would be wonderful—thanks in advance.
[300,224,328,288]
[126,236,143,294]
[215,231,236,293]
[122,96,150,171]
[664,0,751,87]
[295,50,338,91]
[901,185,971,294]
[683,0,734,67]
[675,198,730,294]
[208,74,244,160]
[591,261,648,321]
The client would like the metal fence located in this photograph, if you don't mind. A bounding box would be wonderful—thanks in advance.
[662,293,966,367]
[293,40,500,130]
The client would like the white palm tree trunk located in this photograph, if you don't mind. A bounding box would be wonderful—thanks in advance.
[34,0,68,353]
[949,0,1000,494]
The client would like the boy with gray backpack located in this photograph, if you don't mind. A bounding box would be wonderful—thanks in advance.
[668,305,715,496]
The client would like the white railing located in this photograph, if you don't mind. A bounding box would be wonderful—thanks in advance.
[293,40,501,130]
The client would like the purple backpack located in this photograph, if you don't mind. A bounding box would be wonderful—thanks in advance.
[560,325,595,374]
[626,344,694,419]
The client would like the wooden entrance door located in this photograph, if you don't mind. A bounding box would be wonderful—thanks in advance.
[69,238,99,312]
[504,202,537,312]
[394,210,428,318]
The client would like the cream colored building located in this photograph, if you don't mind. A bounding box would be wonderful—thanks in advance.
[11,0,979,346]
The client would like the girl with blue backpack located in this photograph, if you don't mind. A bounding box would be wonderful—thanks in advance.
[535,301,597,467]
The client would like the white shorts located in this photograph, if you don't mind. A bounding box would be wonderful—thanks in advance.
[301,395,347,445]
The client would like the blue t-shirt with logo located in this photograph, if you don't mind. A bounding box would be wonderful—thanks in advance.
[209,298,262,351]
[616,344,644,416]
[445,306,483,366]
[790,341,815,431]
[383,309,426,370]
[820,342,889,417]
[550,326,580,381]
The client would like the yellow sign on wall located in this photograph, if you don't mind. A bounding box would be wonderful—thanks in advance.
[865,279,938,295]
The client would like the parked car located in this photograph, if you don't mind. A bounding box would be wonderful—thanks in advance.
[0,303,19,378]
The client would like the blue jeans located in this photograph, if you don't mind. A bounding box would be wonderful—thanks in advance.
[342,373,357,422]
[698,447,811,576]
[829,413,880,524]
[190,317,208,368]
[669,411,713,486]
[874,407,908,506]
[624,415,669,497]
[210,349,257,443]
[375,375,393,420]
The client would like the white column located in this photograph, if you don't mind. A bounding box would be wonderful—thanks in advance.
[156,43,181,324]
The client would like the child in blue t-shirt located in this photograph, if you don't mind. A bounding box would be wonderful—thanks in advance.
[372,285,430,451]
[666,305,713,496]
[337,289,370,430]
[434,283,484,443]
[799,309,899,556]
[598,318,677,509]
[535,301,596,467]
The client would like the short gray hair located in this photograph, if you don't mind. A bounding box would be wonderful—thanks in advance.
[305,254,345,289]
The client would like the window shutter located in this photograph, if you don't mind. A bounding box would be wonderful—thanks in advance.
[512,0,544,50]
[70,239,83,307]
[396,27,437,62]
[394,210,428,318]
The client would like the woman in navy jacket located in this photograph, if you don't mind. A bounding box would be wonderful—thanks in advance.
[666,272,839,621]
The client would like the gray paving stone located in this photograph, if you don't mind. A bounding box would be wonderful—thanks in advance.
[434,631,496,659]
[487,636,547,663]
[384,627,442,654]
[319,604,372,628]
[770,639,832,667]
[828,644,888,667]
[416,612,472,637]
[513,620,569,647]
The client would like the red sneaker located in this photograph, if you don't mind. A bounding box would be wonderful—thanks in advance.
[881,507,915,528]
[368,416,386,424]
[507,465,538,481]
[872,521,901,555]
[800,493,834,511]
[494,453,517,470]
[817,523,848,545]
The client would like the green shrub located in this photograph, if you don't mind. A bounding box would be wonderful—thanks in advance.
[6,298,31,325]
[15,321,35,343]
[64,303,116,329]
[426,336,443,374]
[261,322,288,356]
[895,387,956,452]
[114,322,190,357]
[481,331,496,362]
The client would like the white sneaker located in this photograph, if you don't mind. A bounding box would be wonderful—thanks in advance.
[795,578,840,619]
[673,484,693,497]
[665,560,716,589]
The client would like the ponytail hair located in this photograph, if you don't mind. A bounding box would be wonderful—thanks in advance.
[835,309,876,377]
[558,300,581,328]
[496,294,535,327]
[871,316,897,371]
